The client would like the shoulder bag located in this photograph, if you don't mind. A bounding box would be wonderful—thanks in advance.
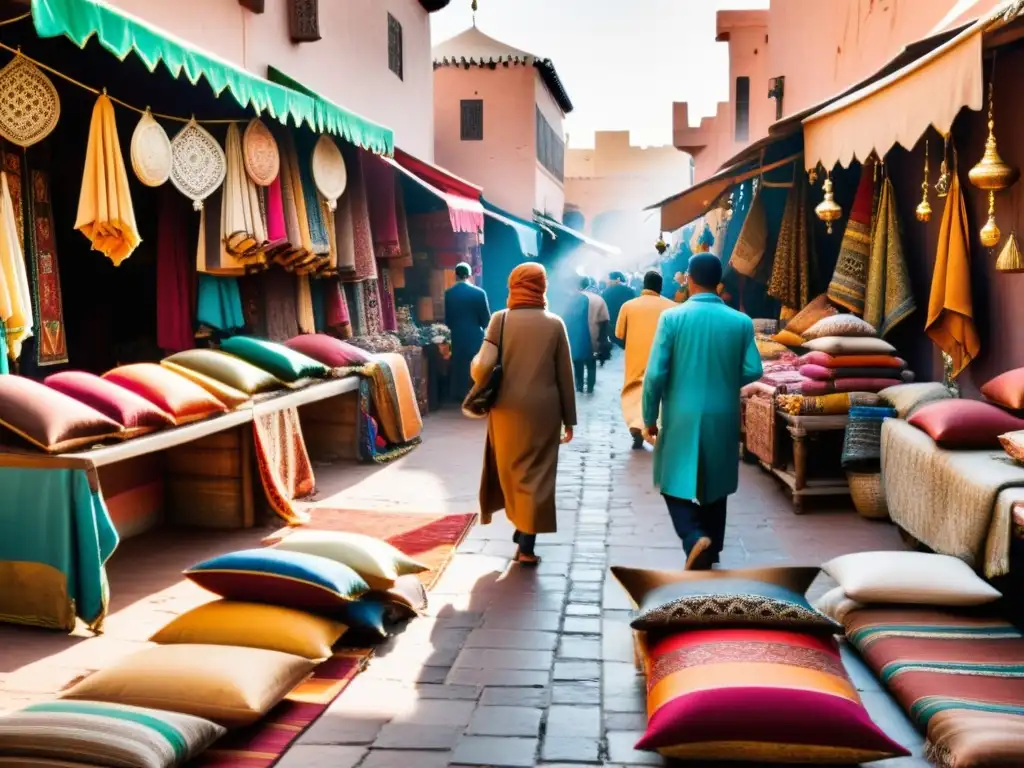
[462,311,506,419]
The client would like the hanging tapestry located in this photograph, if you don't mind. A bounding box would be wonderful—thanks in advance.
[340,144,377,282]
[378,263,397,332]
[767,171,812,316]
[362,151,401,259]
[155,185,194,354]
[295,131,330,256]
[863,178,915,338]
[362,278,382,335]
[827,162,874,314]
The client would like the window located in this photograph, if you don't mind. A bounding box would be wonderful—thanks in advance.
[388,13,403,80]
[734,76,750,142]
[460,99,484,141]
[535,107,565,182]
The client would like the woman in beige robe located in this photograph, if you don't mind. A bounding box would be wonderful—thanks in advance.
[471,262,576,565]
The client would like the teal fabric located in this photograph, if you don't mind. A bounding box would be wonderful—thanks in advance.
[26,701,191,759]
[0,323,8,375]
[196,275,245,332]
[481,198,541,258]
[642,294,763,504]
[220,335,329,382]
[0,467,118,627]
[31,0,393,156]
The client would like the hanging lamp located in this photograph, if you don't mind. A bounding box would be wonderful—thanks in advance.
[815,171,842,234]
[916,139,932,222]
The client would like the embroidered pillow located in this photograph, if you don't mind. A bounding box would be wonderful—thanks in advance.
[803,314,878,340]
[636,628,909,762]
[908,399,1024,449]
[284,333,373,368]
[801,336,896,356]
[1000,430,1024,465]
[755,337,788,360]
[272,530,428,591]
[610,565,821,610]
[781,294,838,337]
[219,336,330,383]
[45,371,175,437]
[162,349,283,395]
[981,367,1024,411]
[103,364,227,425]
[630,578,840,634]
[878,382,952,419]
[0,375,123,453]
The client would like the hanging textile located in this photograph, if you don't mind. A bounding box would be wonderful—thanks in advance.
[728,182,766,279]
[0,171,31,361]
[221,122,267,267]
[362,152,401,259]
[346,282,367,336]
[196,274,245,333]
[156,185,194,354]
[296,273,316,334]
[362,278,382,335]
[275,130,316,271]
[294,132,330,257]
[334,183,357,275]
[827,162,874,314]
[324,277,352,338]
[252,408,313,526]
[342,144,377,282]
[864,177,915,337]
[719,182,751,266]
[323,200,339,273]
[266,174,287,243]
[926,156,980,379]
[24,162,68,366]
[75,94,140,266]
[767,171,812,317]
[0,324,7,374]
[309,277,326,334]
[378,264,397,332]
[391,180,413,290]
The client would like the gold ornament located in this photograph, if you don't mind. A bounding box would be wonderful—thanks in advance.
[655,235,667,255]
[807,166,818,186]
[471,0,478,10]
[916,139,932,222]
[968,81,1019,192]
[980,190,1001,248]
[996,232,1024,273]
[814,172,842,234]
[935,135,951,198]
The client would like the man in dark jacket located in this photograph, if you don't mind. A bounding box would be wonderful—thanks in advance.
[602,272,636,349]
[444,263,491,402]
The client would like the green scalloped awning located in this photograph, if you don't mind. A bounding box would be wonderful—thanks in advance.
[29,0,393,156]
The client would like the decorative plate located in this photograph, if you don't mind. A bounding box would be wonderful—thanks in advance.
[311,134,347,211]
[170,118,227,210]
[0,56,60,148]
[242,118,279,187]
[130,109,172,187]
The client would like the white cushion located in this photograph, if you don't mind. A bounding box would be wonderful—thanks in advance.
[821,551,1002,607]
[813,586,865,624]
[801,336,896,355]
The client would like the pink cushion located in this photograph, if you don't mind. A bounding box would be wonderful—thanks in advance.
[103,364,228,425]
[797,352,832,367]
[799,364,832,381]
[284,334,372,368]
[981,367,1024,411]
[45,371,175,434]
[908,399,1024,449]
[0,375,123,452]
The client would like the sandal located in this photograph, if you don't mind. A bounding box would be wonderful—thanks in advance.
[514,549,541,566]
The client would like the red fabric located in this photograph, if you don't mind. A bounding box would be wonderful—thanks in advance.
[982,367,1024,410]
[393,148,484,234]
[849,159,875,224]
[323,278,352,338]
[266,175,287,242]
[284,334,371,367]
[361,152,401,259]
[155,186,195,354]
[45,371,174,432]
[909,399,1024,448]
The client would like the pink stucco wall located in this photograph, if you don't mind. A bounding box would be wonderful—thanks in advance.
[106,0,435,159]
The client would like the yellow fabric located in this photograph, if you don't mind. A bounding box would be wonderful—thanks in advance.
[296,274,316,334]
[149,600,346,661]
[273,530,427,591]
[616,290,676,432]
[926,164,980,378]
[0,172,32,359]
[61,643,317,728]
[75,94,140,266]
[0,561,75,632]
[159,361,252,409]
[772,329,805,347]
[374,352,423,442]
[221,121,266,268]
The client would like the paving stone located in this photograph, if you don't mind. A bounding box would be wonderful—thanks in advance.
[541,736,602,763]
[452,736,540,767]
[481,686,551,707]
[414,683,481,700]
[553,660,601,681]
[453,648,554,671]
[482,610,562,632]
[546,705,601,738]
[605,712,648,731]
[466,628,559,650]
[446,668,550,687]
[565,604,601,617]
[390,699,476,726]
[562,616,601,635]
[299,712,389,745]
[551,680,601,705]
[467,705,544,737]
[603,662,646,713]
[606,732,663,765]
[372,724,463,751]
[359,750,452,768]
[557,636,603,660]
[274,745,367,768]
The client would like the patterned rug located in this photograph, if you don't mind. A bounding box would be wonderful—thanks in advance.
[194,509,476,767]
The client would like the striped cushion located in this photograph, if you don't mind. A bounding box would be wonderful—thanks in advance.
[0,700,224,767]
[637,628,909,762]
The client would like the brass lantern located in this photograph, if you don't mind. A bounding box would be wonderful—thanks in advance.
[815,172,842,234]
[655,234,668,255]
[969,76,1019,248]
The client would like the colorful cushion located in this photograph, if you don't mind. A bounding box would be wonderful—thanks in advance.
[1000,430,1024,465]
[44,371,175,437]
[0,700,225,768]
[185,548,369,614]
[636,628,909,761]
[803,313,878,340]
[879,382,953,419]
[781,294,838,337]
[771,329,806,347]
[827,355,905,369]
[159,361,251,409]
[822,551,1002,606]
[375,573,429,618]
[60,644,316,728]
[162,349,283,395]
[219,336,330,382]
[796,351,832,367]
[908,399,1024,449]
[630,578,840,634]
[0,375,123,453]
[284,333,372,368]
[802,336,896,356]
[271,530,428,591]
[755,337,788,360]
[610,565,821,610]
[812,586,865,625]
[799,364,903,381]
[981,367,1024,411]
[149,600,347,660]
[339,599,391,638]
[925,708,1024,768]
[103,364,227,425]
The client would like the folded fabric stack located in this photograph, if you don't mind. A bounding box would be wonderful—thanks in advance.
[610,564,910,764]
[814,551,1024,768]
[777,391,881,416]
[0,535,429,767]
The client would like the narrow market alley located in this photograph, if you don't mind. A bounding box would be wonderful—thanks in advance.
[276,353,925,768]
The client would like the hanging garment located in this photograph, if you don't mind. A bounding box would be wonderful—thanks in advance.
[768,171,812,317]
[75,94,140,266]
[362,151,401,259]
[347,282,367,336]
[221,122,267,266]
[265,174,287,243]
[324,277,352,338]
[196,273,245,333]
[334,182,357,275]
[156,185,195,353]
[0,171,32,360]
[295,132,330,256]
[827,161,875,314]
[25,162,68,366]
[341,144,378,282]
[864,177,915,337]
[926,159,980,379]
[252,407,314,526]
[378,263,397,332]
[728,183,766,279]
[296,273,316,334]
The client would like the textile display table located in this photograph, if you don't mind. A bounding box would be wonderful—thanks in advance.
[765,412,851,514]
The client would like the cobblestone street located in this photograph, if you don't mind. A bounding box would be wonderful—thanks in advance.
[284,353,926,768]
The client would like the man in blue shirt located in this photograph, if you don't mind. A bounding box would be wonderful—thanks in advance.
[444,263,491,403]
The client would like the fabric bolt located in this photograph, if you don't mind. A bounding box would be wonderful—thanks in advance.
[361,278,383,335]
[828,161,874,314]
[828,355,906,369]
[22,160,67,366]
[75,93,140,266]
[768,171,812,316]
[296,274,316,335]
[378,264,397,332]
[777,392,880,416]
[252,406,314,526]
[339,144,376,281]
[362,353,423,444]
[842,406,897,470]
[348,282,367,335]
[362,151,401,259]
[800,364,905,381]
[323,278,352,338]
[0,170,32,361]
[864,177,915,337]
[616,290,676,433]
[196,274,245,333]
[156,185,195,353]
[220,122,267,267]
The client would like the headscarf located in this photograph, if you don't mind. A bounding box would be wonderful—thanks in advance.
[507,262,547,309]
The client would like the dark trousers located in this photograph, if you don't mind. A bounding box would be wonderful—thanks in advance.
[573,358,596,393]
[663,494,728,558]
[513,530,536,556]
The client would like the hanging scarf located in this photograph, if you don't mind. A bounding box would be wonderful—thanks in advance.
[324,277,352,338]
[333,183,357,275]
[222,122,267,266]
[197,186,245,276]
[196,273,245,333]
[728,182,767,279]
[323,199,339,273]
[295,132,330,256]
[347,282,367,335]
[827,161,874,314]
[926,155,980,378]
[266,175,287,243]
[0,172,32,360]
[156,185,195,353]
[75,94,140,266]
[507,262,548,309]
[378,263,397,332]
[768,171,812,316]
[296,273,316,334]
[344,145,378,282]
[362,278,383,335]
[864,177,915,337]
[362,152,401,259]
[24,161,68,366]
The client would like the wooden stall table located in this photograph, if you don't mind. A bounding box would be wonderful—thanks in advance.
[763,412,850,515]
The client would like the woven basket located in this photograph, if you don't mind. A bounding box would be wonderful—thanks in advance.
[847,471,890,520]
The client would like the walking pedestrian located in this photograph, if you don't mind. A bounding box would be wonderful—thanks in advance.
[585,279,612,368]
[602,272,636,347]
[563,277,599,393]
[616,270,676,450]
[642,254,763,570]
[444,262,491,403]
[472,262,576,565]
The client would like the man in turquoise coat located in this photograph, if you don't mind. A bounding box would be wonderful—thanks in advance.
[642,254,763,570]
[445,263,491,402]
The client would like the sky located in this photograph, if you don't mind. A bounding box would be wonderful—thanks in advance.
[430,0,770,150]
